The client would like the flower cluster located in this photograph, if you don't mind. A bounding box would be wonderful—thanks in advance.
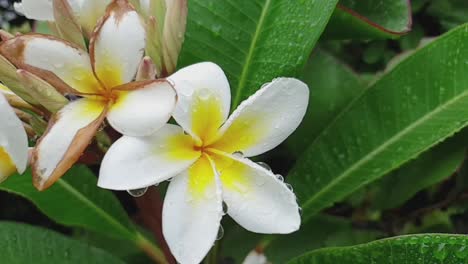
[0,0,309,263]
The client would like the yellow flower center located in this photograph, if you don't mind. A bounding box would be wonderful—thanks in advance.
[0,147,16,181]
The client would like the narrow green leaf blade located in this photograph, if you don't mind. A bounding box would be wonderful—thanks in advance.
[290,23,468,220]
[0,222,125,264]
[323,0,412,40]
[288,234,468,264]
[179,0,338,107]
[0,165,136,241]
[371,128,468,210]
[265,215,383,263]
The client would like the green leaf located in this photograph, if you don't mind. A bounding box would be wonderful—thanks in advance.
[288,234,468,264]
[265,215,383,263]
[290,23,468,221]
[286,49,364,154]
[221,218,263,263]
[371,128,468,210]
[0,165,136,241]
[74,230,153,263]
[179,0,338,108]
[323,0,412,40]
[0,221,125,263]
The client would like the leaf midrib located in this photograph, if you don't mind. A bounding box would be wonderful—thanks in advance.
[56,179,136,240]
[232,0,272,107]
[302,88,468,215]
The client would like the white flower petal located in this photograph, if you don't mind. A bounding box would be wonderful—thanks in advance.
[242,250,268,264]
[0,35,101,94]
[90,0,146,89]
[98,124,200,190]
[212,78,309,157]
[168,62,231,142]
[106,80,176,136]
[32,98,107,190]
[14,0,54,21]
[218,155,300,234]
[70,0,112,35]
[163,156,223,264]
[0,94,28,176]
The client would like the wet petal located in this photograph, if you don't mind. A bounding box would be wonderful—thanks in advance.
[0,94,28,177]
[163,155,223,264]
[69,0,112,36]
[107,80,176,136]
[14,0,54,21]
[216,154,300,234]
[32,98,107,190]
[0,35,102,94]
[168,62,231,143]
[90,0,146,88]
[98,124,200,190]
[211,78,309,157]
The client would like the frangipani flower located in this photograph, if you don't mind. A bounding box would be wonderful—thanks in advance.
[1,0,176,190]
[15,0,112,35]
[98,62,309,264]
[0,87,28,182]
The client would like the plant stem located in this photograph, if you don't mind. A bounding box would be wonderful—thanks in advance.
[135,233,169,264]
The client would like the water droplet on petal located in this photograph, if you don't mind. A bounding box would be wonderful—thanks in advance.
[127,187,148,197]
[276,174,284,182]
[256,162,271,171]
[222,201,228,215]
[198,88,212,100]
[216,225,224,240]
[232,151,244,158]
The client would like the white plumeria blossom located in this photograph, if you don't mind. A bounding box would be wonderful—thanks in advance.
[242,250,269,264]
[98,62,309,264]
[0,85,29,182]
[14,0,150,35]
[1,0,176,190]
